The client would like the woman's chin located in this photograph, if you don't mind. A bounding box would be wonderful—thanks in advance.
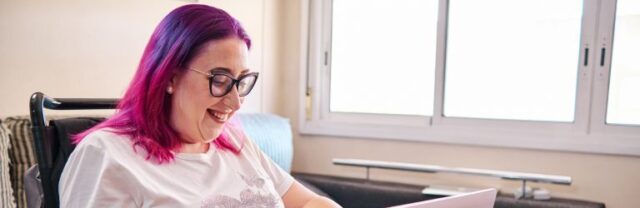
[201,129,223,142]
[201,138,215,144]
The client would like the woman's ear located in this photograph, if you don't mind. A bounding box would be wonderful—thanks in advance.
[167,75,178,94]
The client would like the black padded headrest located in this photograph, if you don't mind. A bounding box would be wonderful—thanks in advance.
[48,117,104,160]
[47,117,104,206]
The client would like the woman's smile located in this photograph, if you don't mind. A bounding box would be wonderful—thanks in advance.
[207,108,231,123]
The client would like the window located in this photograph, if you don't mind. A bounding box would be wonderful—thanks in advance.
[300,0,640,156]
[444,0,582,122]
[606,0,640,126]
[329,0,438,116]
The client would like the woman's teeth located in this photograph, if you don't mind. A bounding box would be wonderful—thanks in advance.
[210,110,229,122]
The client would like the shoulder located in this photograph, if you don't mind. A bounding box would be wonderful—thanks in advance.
[77,128,131,149]
[67,128,155,170]
[64,129,124,170]
[74,128,141,160]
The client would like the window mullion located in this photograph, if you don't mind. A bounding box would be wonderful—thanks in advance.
[573,0,601,135]
[431,0,449,126]
[589,0,616,134]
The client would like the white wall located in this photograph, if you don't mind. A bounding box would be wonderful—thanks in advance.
[277,1,640,208]
[0,0,278,117]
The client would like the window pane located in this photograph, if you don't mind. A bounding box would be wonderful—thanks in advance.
[330,0,438,116]
[444,0,582,122]
[606,0,640,125]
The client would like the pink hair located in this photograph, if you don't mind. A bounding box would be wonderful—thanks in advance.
[73,4,251,163]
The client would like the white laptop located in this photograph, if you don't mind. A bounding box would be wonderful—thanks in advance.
[389,188,497,208]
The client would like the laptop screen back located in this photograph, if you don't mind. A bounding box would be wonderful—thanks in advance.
[389,188,497,208]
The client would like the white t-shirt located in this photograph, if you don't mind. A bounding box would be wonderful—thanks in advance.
[58,126,294,208]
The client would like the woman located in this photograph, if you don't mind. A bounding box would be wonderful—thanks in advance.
[59,4,339,208]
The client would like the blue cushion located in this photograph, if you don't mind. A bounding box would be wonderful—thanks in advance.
[236,113,293,172]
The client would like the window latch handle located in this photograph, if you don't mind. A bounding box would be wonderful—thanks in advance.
[584,47,589,66]
[600,47,606,66]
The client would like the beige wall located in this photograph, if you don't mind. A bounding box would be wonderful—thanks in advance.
[277,1,640,208]
[2,1,639,208]
[0,0,276,117]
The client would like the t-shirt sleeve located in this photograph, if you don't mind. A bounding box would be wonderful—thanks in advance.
[245,136,294,197]
[58,134,140,207]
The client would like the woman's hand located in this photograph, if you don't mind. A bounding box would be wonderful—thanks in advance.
[282,180,342,208]
[300,195,341,208]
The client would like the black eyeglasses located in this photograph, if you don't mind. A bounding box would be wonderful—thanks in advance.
[188,68,259,97]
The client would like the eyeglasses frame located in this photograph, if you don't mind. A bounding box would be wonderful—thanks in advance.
[188,68,259,97]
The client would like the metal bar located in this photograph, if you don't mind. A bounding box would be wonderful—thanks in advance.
[333,158,572,185]
[521,180,527,199]
[43,97,118,110]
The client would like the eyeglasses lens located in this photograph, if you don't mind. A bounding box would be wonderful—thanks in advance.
[210,74,258,97]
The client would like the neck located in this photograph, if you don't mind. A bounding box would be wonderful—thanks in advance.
[179,142,210,153]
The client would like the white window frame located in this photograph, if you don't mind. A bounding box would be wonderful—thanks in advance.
[298,0,640,156]
[589,0,640,145]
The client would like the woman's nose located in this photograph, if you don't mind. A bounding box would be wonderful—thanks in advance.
[223,87,242,111]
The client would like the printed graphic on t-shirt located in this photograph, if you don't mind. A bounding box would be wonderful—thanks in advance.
[201,174,279,208]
